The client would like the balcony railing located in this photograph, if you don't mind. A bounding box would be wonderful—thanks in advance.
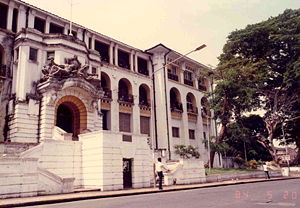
[170,102,183,113]
[118,93,134,104]
[168,73,179,81]
[184,79,194,86]
[102,88,112,99]
[198,84,207,91]
[187,106,198,114]
[139,99,150,107]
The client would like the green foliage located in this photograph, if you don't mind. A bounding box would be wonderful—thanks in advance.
[210,8,300,163]
[174,145,200,159]
[247,160,258,169]
[233,156,245,168]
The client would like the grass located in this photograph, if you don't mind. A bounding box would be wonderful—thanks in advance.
[205,168,257,175]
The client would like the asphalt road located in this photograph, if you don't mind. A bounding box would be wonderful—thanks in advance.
[19,179,300,208]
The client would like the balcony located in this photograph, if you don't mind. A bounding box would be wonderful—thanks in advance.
[168,73,179,81]
[187,106,198,115]
[118,93,134,105]
[201,108,211,118]
[184,79,194,87]
[198,84,207,91]
[170,102,183,113]
[139,99,151,111]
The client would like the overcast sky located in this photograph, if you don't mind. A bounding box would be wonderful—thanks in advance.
[22,0,299,67]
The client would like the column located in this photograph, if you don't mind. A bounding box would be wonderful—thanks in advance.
[110,81,119,132]
[45,16,51,33]
[114,44,118,66]
[6,1,15,31]
[109,42,114,65]
[91,35,95,50]
[147,60,152,76]
[77,28,83,41]
[15,45,29,100]
[181,96,189,146]
[132,86,140,134]
[17,5,26,32]
[134,52,138,72]
[64,23,69,35]
[130,51,134,71]
[84,31,90,48]
[28,9,35,28]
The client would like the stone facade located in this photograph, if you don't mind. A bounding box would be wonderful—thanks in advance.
[0,0,220,197]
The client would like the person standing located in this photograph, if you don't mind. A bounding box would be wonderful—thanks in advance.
[155,158,169,190]
[263,162,270,179]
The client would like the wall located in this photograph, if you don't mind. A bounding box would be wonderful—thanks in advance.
[0,157,38,199]
[80,130,152,191]
[21,139,82,188]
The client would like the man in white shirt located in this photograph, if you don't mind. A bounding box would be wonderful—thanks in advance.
[263,162,270,179]
[155,158,169,190]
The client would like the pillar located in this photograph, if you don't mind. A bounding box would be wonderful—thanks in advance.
[109,42,114,65]
[114,44,118,66]
[6,1,15,31]
[17,5,26,32]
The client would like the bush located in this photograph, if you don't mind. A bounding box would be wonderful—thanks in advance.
[233,156,245,168]
[247,159,258,169]
[174,145,200,158]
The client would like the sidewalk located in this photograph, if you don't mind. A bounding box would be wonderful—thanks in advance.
[0,176,299,208]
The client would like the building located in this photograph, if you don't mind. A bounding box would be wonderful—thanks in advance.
[0,0,218,198]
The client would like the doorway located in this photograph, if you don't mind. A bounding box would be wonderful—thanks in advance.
[123,158,132,189]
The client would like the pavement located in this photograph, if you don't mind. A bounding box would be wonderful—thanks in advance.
[1,176,299,208]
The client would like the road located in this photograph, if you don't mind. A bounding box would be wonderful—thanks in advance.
[19,179,300,208]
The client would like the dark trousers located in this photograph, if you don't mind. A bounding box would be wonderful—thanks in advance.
[264,171,270,179]
[157,171,163,189]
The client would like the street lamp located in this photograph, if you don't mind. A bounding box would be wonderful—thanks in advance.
[150,44,206,187]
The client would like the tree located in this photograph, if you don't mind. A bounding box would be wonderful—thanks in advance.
[211,9,300,165]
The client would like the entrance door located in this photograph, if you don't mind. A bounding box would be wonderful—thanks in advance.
[56,104,73,133]
[123,158,132,188]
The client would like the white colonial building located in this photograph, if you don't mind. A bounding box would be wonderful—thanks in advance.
[0,0,219,198]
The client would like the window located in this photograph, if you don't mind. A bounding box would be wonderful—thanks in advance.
[140,116,150,136]
[203,131,208,149]
[95,40,109,63]
[101,109,110,130]
[29,48,38,62]
[12,8,18,33]
[49,23,64,34]
[189,129,195,140]
[34,17,45,33]
[0,3,8,29]
[184,71,192,80]
[172,127,180,138]
[137,57,148,75]
[46,51,54,61]
[92,67,97,74]
[118,50,130,69]
[119,113,131,132]
[15,48,19,61]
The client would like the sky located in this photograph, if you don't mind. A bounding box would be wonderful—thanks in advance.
[22,0,299,67]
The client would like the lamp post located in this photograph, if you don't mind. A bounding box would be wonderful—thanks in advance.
[150,44,206,187]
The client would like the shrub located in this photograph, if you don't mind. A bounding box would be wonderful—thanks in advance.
[174,145,200,158]
[247,159,258,169]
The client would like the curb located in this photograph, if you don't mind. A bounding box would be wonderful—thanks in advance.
[1,177,299,208]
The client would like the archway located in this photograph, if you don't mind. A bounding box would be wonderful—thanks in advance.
[55,95,87,140]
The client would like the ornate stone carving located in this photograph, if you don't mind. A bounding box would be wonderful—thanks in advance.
[40,55,99,88]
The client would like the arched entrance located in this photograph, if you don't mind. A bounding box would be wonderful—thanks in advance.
[55,96,87,140]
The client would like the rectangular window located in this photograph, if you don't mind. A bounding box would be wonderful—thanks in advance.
[118,50,130,69]
[172,127,180,138]
[137,57,148,76]
[49,23,64,34]
[184,71,192,80]
[92,67,97,74]
[119,113,131,132]
[101,109,110,130]
[29,48,38,62]
[189,129,195,140]
[95,40,109,63]
[12,8,18,32]
[46,51,55,61]
[0,3,8,29]
[34,17,45,33]
[140,116,150,136]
